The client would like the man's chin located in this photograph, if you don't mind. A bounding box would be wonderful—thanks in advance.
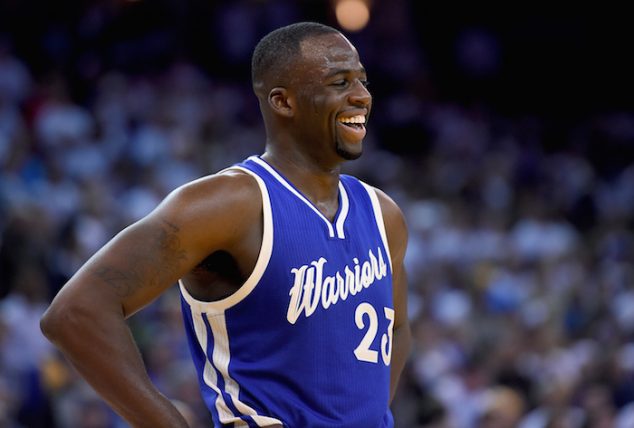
[336,143,363,161]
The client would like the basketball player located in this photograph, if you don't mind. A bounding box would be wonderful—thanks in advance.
[40,22,411,427]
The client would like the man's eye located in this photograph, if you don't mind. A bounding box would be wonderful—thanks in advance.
[331,79,369,88]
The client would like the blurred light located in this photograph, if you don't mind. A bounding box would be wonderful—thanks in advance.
[335,0,370,32]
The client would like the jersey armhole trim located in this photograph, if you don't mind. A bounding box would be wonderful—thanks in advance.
[179,166,273,315]
[360,181,393,273]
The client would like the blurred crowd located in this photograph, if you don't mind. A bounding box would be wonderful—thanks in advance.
[1,1,634,427]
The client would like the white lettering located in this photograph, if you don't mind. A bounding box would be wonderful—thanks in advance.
[346,266,356,296]
[378,249,387,277]
[353,258,361,294]
[287,265,309,324]
[306,258,326,317]
[361,260,372,288]
[286,248,389,323]
[336,272,347,301]
[321,276,335,309]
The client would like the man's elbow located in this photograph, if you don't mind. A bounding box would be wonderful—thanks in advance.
[40,300,90,345]
[40,303,69,344]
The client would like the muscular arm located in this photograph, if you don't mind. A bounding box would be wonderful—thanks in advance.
[40,171,262,427]
[376,188,411,403]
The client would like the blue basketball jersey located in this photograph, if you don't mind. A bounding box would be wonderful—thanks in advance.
[180,156,395,427]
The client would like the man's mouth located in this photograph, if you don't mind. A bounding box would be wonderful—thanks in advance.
[337,114,366,130]
[336,114,367,143]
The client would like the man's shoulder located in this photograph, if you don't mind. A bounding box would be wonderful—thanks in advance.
[177,167,262,201]
[159,167,263,224]
[341,176,400,210]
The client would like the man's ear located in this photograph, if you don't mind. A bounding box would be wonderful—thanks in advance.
[268,87,294,118]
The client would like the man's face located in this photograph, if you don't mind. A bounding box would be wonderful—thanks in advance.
[291,33,372,162]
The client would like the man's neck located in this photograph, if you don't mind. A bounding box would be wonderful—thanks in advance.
[261,149,342,220]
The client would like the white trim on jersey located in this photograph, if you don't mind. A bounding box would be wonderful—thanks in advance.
[250,156,349,240]
[180,166,283,426]
[335,181,349,239]
[206,313,285,427]
[190,310,242,425]
[179,166,273,315]
[187,309,283,426]
[360,182,393,272]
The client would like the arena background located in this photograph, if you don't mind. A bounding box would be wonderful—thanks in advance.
[1,1,633,427]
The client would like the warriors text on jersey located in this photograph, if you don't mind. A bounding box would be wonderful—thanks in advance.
[179,156,395,428]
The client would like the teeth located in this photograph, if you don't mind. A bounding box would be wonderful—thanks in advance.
[338,115,366,124]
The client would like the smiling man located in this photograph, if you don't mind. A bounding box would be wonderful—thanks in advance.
[40,22,411,428]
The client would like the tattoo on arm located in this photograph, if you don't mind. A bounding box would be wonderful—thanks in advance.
[91,219,188,297]
[93,266,138,298]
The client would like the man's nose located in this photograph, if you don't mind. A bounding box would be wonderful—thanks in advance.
[349,81,371,106]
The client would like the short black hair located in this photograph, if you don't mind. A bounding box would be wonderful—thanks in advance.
[251,22,341,89]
